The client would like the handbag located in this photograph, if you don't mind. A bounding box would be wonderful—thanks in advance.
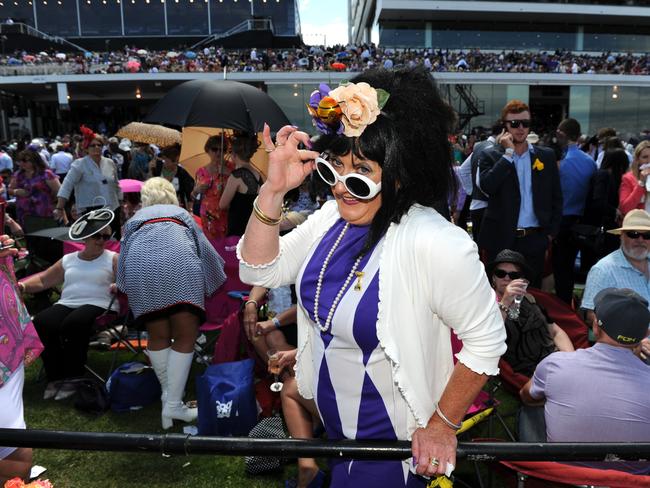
[106,362,162,413]
[196,358,257,436]
[73,378,110,415]
[245,416,288,475]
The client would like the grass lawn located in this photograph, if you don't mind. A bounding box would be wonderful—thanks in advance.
[21,341,519,488]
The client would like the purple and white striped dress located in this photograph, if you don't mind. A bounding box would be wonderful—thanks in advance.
[298,219,425,487]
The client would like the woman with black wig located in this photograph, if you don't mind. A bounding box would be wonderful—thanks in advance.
[238,68,506,487]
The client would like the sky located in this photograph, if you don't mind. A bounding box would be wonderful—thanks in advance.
[298,0,349,47]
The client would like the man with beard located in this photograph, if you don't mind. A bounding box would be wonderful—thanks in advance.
[477,100,562,286]
[582,209,650,360]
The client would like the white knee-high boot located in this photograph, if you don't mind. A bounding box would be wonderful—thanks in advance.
[147,347,170,405]
[161,350,197,429]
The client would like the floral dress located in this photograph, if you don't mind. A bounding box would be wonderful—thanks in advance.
[12,169,58,226]
[196,166,229,240]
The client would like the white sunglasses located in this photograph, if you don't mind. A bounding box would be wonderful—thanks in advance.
[315,154,382,200]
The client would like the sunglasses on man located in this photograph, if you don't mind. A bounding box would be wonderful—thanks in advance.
[625,230,650,240]
[315,153,382,200]
[505,120,531,129]
[493,269,523,280]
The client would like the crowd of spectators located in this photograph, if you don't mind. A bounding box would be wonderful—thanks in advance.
[2,44,650,75]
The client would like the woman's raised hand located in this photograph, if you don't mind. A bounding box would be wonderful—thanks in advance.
[261,123,320,196]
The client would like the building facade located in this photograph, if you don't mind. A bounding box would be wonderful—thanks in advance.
[0,0,299,39]
[347,0,650,137]
[350,1,650,52]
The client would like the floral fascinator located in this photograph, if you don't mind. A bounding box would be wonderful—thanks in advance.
[307,82,390,137]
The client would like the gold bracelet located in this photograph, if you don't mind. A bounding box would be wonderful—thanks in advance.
[252,196,282,226]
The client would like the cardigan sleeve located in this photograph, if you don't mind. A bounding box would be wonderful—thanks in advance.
[423,223,507,375]
[619,172,645,216]
[238,200,339,290]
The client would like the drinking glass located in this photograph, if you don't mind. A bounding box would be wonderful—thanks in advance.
[267,349,283,392]
[508,280,529,320]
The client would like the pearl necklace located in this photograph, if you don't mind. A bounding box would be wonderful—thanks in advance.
[313,223,364,332]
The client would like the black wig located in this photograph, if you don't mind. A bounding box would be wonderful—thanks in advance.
[312,67,457,254]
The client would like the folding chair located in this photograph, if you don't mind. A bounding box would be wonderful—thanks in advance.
[194,235,251,365]
[499,460,650,488]
[497,287,590,395]
[85,293,145,382]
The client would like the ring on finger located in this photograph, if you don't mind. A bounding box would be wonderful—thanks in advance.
[275,142,285,147]
[264,148,274,153]
[430,457,440,468]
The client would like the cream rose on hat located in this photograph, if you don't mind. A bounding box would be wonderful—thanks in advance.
[329,82,388,137]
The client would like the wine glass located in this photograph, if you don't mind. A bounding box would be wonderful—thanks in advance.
[267,349,283,392]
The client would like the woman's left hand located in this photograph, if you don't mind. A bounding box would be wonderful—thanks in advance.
[411,420,457,478]
[255,320,276,336]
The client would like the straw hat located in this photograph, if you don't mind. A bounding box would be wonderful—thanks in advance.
[607,209,650,235]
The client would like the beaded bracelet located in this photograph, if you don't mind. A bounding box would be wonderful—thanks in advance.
[252,197,282,226]
[435,406,462,431]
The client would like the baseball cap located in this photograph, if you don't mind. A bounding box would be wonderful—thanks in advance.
[594,288,650,345]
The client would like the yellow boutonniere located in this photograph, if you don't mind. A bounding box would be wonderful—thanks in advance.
[532,158,545,171]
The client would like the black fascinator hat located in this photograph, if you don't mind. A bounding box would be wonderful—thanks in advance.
[68,208,115,241]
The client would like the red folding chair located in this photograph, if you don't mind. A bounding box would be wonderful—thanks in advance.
[498,287,590,394]
[500,460,650,487]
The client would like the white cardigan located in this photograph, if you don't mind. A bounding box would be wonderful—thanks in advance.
[238,200,506,434]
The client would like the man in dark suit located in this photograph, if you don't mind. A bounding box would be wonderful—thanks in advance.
[477,100,563,286]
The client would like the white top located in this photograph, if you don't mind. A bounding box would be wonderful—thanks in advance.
[57,156,122,211]
[58,250,117,310]
[239,200,506,433]
[50,151,73,175]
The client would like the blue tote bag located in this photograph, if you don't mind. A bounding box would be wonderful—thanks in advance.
[196,358,257,436]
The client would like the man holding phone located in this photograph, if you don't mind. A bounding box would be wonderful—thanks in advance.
[477,100,562,286]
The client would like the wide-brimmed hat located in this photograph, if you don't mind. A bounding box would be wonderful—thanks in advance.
[486,249,533,280]
[607,209,650,235]
[68,208,114,241]
[594,288,650,345]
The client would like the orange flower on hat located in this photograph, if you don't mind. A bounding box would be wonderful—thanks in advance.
[329,82,382,137]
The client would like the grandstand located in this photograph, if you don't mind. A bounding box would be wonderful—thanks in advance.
[348,0,650,137]
[0,0,300,50]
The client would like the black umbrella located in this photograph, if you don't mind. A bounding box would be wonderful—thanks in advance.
[144,80,290,132]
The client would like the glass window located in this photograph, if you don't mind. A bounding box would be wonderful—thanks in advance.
[1,2,35,26]
[209,2,249,34]
[123,0,164,35]
[209,0,296,36]
[266,83,311,132]
[463,84,509,132]
[588,86,644,141]
[380,22,425,48]
[79,0,121,36]
[36,0,79,36]
[253,1,293,36]
[166,0,208,35]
